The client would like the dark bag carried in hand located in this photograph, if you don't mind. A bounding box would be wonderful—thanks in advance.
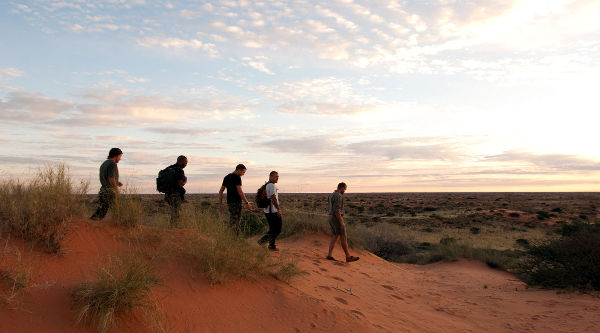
[255,183,271,208]
[156,167,176,193]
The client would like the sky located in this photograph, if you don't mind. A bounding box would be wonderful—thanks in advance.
[1,0,599,193]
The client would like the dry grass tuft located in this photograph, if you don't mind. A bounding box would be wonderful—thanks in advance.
[0,164,88,252]
[72,255,161,333]
[111,186,144,227]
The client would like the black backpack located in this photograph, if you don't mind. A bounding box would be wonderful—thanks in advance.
[255,182,271,208]
[156,167,176,193]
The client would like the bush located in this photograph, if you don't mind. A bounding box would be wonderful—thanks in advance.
[522,223,600,290]
[111,187,144,227]
[72,256,159,333]
[509,212,520,218]
[351,223,416,262]
[183,209,302,284]
[239,213,265,237]
[0,165,88,253]
[279,210,329,238]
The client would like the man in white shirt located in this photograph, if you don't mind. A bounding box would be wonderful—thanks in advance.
[258,171,281,251]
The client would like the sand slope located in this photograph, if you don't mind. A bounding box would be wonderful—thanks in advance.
[1,220,599,332]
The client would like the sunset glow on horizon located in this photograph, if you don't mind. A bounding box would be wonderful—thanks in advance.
[1,0,599,193]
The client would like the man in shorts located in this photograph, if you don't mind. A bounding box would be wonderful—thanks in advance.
[326,182,359,262]
[219,164,252,234]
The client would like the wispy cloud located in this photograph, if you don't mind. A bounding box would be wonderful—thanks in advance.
[0,91,74,121]
[486,151,600,171]
[348,138,465,161]
[137,37,219,57]
[0,68,24,77]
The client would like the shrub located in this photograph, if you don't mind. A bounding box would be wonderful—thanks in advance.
[536,211,551,220]
[279,210,329,238]
[111,187,144,227]
[509,212,520,218]
[239,213,265,237]
[184,209,302,284]
[72,256,159,333]
[351,223,416,262]
[0,165,88,253]
[470,227,480,234]
[522,222,600,290]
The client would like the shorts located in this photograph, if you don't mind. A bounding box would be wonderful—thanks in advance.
[328,215,346,236]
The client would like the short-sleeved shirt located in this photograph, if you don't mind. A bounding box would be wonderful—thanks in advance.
[168,164,186,195]
[263,182,279,214]
[327,190,344,216]
[99,159,118,188]
[222,173,242,203]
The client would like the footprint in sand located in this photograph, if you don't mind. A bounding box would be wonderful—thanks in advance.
[382,285,394,291]
[391,294,404,300]
[335,297,348,305]
[332,276,345,282]
[318,286,331,291]
[361,272,372,278]
[350,310,365,317]
[319,267,328,272]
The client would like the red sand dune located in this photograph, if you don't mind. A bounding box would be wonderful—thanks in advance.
[1,219,599,332]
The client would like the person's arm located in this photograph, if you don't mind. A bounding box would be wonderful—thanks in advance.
[271,192,281,216]
[219,185,225,209]
[237,185,252,210]
[334,210,345,229]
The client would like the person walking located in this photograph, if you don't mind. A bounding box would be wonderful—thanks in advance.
[90,148,123,220]
[326,182,359,262]
[258,171,282,251]
[219,164,252,234]
[164,155,188,225]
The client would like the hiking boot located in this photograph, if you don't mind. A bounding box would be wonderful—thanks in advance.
[268,245,279,251]
[257,236,268,246]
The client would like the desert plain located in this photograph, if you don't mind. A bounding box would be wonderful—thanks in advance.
[1,191,599,332]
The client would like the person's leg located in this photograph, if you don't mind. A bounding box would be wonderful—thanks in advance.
[167,193,181,226]
[328,234,339,258]
[228,203,242,235]
[340,233,351,258]
[91,188,112,220]
[258,213,272,245]
[269,214,282,248]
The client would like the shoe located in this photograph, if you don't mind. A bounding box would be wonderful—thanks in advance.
[257,237,268,245]
[268,245,279,251]
[346,256,359,262]
[326,256,336,261]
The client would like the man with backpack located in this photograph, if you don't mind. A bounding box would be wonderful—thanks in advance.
[91,148,123,221]
[219,164,252,235]
[257,171,281,251]
[157,155,188,225]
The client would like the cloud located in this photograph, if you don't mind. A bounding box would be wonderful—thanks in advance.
[347,138,464,161]
[241,57,274,75]
[260,136,336,154]
[137,37,219,57]
[486,151,600,171]
[0,91,74,121]
[0,68,24,78]
[256,77,385,115]
[145,127,221,136]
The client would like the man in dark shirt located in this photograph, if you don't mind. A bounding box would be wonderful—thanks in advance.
[219,164,252,235]
[91,147,123,220]
[165,155,188,225]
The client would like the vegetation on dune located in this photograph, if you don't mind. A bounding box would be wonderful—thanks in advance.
[111,186,144,227]
[72,255,162,333]
[520,220,600,290]
[0,164,88,253]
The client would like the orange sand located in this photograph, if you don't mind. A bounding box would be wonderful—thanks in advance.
[1,220,599,332]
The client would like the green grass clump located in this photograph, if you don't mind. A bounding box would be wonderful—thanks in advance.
[0,164,88,252]
[350,223,416,262]
[72,256,160,333]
